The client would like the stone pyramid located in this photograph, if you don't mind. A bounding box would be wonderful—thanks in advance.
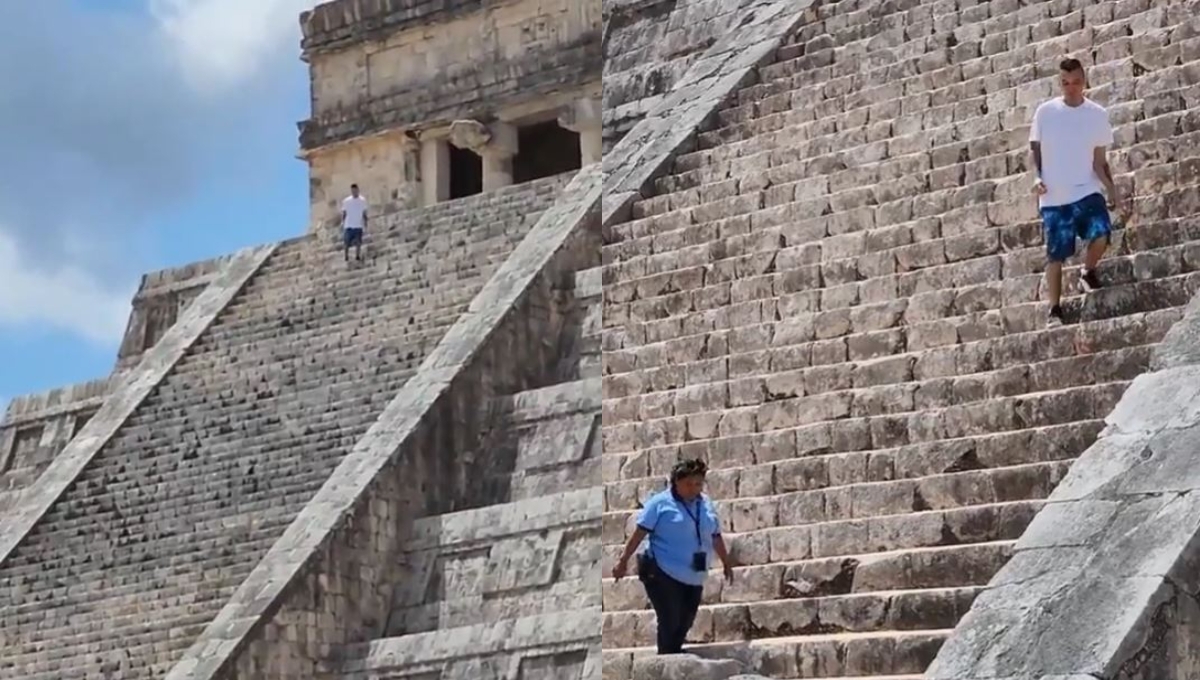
[2,0,1200,678]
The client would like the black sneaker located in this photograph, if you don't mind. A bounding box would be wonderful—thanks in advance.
[1047,305,1065,327]
[1080,268,1102,293]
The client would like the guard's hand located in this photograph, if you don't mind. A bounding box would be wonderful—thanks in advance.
[1032,179,1048,196]
[612,557,628,582]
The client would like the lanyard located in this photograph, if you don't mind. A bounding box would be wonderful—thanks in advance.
[676,495,704,547]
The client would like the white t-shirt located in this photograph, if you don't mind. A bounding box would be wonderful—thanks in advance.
[342,195,368,231]
[1029,97,1114,208]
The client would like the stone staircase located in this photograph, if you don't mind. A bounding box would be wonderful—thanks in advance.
[0,174,569,680]
[330,265,602,679]
[600,0,1200,677]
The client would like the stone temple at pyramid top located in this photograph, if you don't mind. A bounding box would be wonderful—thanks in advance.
[297,0,602,231]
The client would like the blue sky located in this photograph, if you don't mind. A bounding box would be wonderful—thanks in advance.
[0,0,322,409]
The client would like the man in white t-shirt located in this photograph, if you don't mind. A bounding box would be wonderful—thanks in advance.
[1030,58,1129,327]
[341,184,369,262]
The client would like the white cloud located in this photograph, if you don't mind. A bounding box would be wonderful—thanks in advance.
[150,0,321,93]
[0,229,133,347]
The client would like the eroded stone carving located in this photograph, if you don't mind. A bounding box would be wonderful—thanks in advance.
[448,119,493,154]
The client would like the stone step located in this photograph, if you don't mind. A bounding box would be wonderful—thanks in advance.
[602,250,1199,355]
[603,586,981,648]
[654,116,1196,228]
[700,17,1195,153]
[605,420,1094,516]
[603,628,949,679]
[109,374,411,422]
[607,298,1169,390]
[623,500,1037,583]
[730,2,1190,131]
[602,220,1194,329]
[601,344,1147,456]
[604,457,1063,542]
[188,318,456,357]
[602,539,1014,608]
[603,210,1188,306]
[603,378,1126,473]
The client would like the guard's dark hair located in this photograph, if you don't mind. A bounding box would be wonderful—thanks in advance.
[1060,58,1085,74]
[670,458,708,482]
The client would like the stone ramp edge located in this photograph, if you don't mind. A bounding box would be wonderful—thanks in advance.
[0,243,278,569]
[161,162,602,680]
[926,289,1200,679]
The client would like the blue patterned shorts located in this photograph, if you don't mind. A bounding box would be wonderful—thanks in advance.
[1040,192,1112,263]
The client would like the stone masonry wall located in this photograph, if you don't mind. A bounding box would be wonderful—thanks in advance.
[603,0,760,150]
[0,377,115,516]
[300,0,602,147]
[383,489,600,637]
[116,254,233,370]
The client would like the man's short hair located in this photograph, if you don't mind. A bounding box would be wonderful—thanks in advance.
[1059,58,1085,74]
[351,183,359,190]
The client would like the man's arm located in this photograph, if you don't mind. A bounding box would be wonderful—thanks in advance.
[1094,109,1126,216]
[1029,104,1045,194]
[340,208,346,229]
[1030,142,1046,194]
[1094,146,1127,217]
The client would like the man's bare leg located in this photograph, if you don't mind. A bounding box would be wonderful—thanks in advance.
[1080,236,1108,292]
[1083,236,1107,270]
[1046,260,1066,326]
[1046,261,1064,308]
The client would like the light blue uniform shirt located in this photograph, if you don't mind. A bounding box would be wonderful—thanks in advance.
[636,489,723,586]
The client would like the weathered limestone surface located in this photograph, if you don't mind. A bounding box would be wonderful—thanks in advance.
[602,0,820,226]
[602,0,763,150]
[342,610,601,680]
[600,0,1200,677]
[160,163,601,680]
[927,292,1200,680]
[0,244,274,570]
[631,654,748,680]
